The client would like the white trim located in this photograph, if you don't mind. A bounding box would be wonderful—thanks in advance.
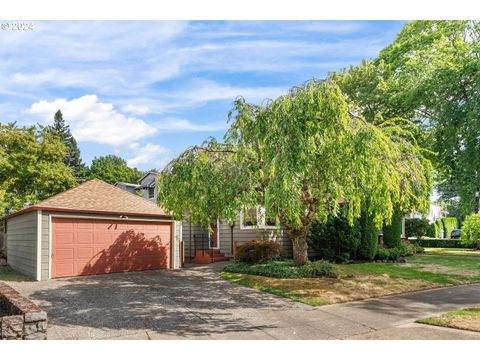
[239,206,278,230]
[48,214,52,280]
[216,218,220,249]
[47,213,175,223]
[36,210,42,281]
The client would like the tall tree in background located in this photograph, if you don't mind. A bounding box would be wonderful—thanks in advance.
[158,81,432,265]
[48,110,86,179]
[0,123,76,215]
[88,155,144,185]
[334,20,480,217]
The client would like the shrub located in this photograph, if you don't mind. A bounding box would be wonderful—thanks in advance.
[235,240,282,264]
[308,208,361,262]
[405,218,431,238]
[383,208,403,248]
[388,247,402,261]
[358,211,379,261]
[375,248,390,260]
[433,219,444,238]
[442,217,458,238]
[397,239,422,257]
[460,213,480,248]
[302,260,338,278]
[224,260,337,278]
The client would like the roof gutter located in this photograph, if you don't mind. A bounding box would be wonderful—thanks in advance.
[3,206,173,221]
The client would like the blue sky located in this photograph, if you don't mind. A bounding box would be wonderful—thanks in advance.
[0,20,405,170]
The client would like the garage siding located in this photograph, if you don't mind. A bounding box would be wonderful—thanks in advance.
[6,211,38,279]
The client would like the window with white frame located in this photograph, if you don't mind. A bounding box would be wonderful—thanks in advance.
[240,206,278,229]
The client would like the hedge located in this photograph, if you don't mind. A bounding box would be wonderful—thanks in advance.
[383,209,402,248]
[442,217,458,238]
[409,238,474,248]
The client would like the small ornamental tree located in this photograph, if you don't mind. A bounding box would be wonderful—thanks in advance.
[158,80,432,265]
[460,213,480,248]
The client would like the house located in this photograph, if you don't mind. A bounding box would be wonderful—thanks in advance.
[3,179,182,280]
[121,171,293,263]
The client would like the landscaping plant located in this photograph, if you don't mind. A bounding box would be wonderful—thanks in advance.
[405,218,431,238]
[235,240,282,264]
[382,207,403,247]
[460,213,480,249]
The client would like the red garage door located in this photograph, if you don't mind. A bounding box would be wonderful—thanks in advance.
[52,217,171,278]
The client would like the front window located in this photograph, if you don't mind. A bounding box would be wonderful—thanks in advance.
[241,206,277,229]
[148,187,155,199]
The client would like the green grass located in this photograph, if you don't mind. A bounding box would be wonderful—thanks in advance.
[0,266,30,282]
[417,307,480,332]
[222,248,480,306]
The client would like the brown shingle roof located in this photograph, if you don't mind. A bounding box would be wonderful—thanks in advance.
[6,179,170,219]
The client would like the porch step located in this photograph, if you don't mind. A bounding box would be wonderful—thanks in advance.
[193,249,229,264]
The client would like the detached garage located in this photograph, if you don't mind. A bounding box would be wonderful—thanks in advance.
[3,179,182,280]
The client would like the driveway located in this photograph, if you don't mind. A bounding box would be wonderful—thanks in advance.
[6,263,480,340]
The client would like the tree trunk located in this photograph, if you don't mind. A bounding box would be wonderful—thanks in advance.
[291,236,309,265]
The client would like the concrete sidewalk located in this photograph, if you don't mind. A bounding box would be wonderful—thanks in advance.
[6,264,480,340]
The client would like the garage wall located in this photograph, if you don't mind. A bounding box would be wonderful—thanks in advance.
[41,212,179,279]
[6,211,38,279]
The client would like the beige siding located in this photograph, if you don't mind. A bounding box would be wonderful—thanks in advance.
[6,211,38,279]
[218,214,292,257]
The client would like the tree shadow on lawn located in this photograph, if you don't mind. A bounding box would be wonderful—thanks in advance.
[28,266,293,337]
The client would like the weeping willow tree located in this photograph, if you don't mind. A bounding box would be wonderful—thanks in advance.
[158,80,433,265]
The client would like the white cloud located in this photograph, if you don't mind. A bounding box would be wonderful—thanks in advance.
[126,143,171,168]
[154,118,228,132]
[121,104,151,115]
[27,95,157,146]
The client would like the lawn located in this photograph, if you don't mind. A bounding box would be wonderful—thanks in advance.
[417,308,480,332]
[0,266,30,282]
[222,248,480,306]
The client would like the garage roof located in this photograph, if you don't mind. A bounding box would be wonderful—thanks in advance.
[5,179,171,219]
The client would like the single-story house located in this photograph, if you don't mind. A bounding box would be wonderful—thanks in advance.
[117,171,293,263]
[3,179,182,281]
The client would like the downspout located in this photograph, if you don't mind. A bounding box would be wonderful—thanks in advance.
[189,216,192,263]
[230,221,235,258]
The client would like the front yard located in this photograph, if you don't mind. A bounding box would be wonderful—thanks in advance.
[417,307,480,332]
[222,248,480,306]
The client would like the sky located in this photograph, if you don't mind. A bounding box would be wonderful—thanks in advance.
[0,20,406,171]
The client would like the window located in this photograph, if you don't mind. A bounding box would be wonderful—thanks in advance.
[148,187,155,199]
[240,206,278,229]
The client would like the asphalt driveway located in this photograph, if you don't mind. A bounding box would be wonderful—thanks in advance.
[6,263,480,340]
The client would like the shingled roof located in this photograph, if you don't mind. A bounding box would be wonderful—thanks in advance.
[5,179,171,219]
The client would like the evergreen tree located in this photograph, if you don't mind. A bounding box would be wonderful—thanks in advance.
[49,110,86,180]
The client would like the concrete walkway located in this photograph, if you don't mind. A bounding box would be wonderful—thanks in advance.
[6,263,480,340]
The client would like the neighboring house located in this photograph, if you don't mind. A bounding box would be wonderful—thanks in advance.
[407,203,445,224]
[118,171,293,262]
[3,179,182,280]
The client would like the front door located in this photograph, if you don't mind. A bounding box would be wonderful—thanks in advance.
[210,223,218,248]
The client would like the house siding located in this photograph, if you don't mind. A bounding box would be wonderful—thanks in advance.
[6,211,38,279]
[182,219,208,261]
[139,173,158,201]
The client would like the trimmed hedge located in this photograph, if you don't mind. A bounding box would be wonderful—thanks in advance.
[359,211,379,261]
[442,217,458,238]
[383,209,402,248]
[235,240,282,263]
[409,238,474,248]
[405,218,431,238]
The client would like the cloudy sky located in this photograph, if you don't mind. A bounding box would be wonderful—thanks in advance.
[0,20,405,170]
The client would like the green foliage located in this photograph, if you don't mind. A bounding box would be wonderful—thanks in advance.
[383,207,403,247]
[410,239,473,248]
[375,247,403,261]
[235,240,282,264]
[405,218,431,238]
[442,217,459,238]
[433,220,444,238]
[308,206,361,262]
[88,155,144,185]
[224,260,337,279]
[358,211,379,261]
[460,213,480,248]
[0,123,76,215]
[48,110,86,180]
[398,239,424,256]
[158,80,433,265]
[334,21,480,217]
